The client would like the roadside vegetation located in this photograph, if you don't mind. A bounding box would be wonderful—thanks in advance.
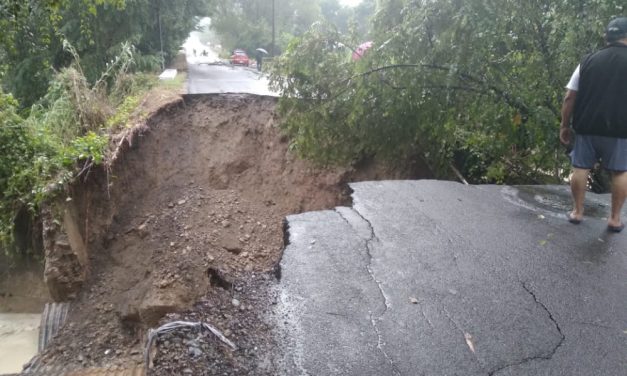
[210,0,375,55]
[2,0,624,255]
[0,0,207,255]
[268,0,625,185]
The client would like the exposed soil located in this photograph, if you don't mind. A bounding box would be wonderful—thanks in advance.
[30,93,429,374]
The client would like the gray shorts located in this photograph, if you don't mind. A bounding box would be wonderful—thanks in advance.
[570,134,627,171]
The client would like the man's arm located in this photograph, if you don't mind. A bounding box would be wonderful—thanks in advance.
[560,89,577,145]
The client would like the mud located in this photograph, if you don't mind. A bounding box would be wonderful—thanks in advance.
[0,313,40,374]
[31,94,428,373]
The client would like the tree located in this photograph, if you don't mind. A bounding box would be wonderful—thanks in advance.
[270,0,626,183]
[211,0,378,54]
[0,0,211,107]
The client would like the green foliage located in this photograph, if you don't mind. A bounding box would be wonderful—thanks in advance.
[0,0,200,253]
[270,0,626,183]
[210,0,375,55]
[64,131,108,165]
[0,0,211,107]
[0,93,34,211]
[106,94,142,130]
[0,39,159,254]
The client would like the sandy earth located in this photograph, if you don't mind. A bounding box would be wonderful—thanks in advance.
[0,314,40,374]
[23,93,428,375]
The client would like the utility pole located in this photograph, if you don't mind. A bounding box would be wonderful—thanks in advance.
[157,0,164,70]
[271,0,275,57]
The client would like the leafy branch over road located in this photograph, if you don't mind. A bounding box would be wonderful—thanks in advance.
[270,0,625,183]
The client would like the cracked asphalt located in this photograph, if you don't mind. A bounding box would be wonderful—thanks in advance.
[274,181,627,376]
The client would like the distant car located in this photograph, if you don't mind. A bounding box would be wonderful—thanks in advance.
[230,49,250,66]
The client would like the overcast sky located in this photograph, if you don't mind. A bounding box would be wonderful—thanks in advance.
[340,0,363,7]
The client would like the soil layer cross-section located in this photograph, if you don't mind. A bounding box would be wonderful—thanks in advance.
[31,94,423,375]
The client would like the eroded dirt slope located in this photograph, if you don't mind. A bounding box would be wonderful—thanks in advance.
[33,94,427,374]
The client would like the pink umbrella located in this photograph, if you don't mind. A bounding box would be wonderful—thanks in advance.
[352,41,373,61]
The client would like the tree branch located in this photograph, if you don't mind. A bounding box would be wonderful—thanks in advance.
[338,63,532,117]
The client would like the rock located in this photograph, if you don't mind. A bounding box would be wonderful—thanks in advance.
[221,220,231,228]
[188,346,203,357]
[139,287,189,326]
[183,368,193,374]
[220,233,243,254]
[137,223,149,238]
[224,245,242,254]
[168,202,175,208]
[232,298,241,307]
[178,199,187,205]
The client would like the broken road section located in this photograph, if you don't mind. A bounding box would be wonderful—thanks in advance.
[276,181,627,375]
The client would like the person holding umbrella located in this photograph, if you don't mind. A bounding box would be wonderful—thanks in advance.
[255,48,268,71]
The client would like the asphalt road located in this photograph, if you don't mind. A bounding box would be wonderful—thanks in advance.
[275,181,627,376]
[186,61,276,97]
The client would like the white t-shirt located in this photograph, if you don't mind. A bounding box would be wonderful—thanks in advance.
[566,65,580,91]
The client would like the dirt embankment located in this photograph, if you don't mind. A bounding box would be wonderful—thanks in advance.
[33,94,430,374]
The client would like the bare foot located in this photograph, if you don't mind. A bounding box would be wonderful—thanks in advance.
[568,211,582,224]
[607,218,624,232]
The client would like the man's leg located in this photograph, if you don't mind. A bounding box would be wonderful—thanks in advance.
[570,168,590,222]
[609,171,627,227]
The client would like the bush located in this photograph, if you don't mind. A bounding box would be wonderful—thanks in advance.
[0,40,157,255]
[0,91,36,249]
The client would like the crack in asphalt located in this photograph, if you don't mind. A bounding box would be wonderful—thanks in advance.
[335,208,402,376]
[418,302,435,330]
[488,282,565,376]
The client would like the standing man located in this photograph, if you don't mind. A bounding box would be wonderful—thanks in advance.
[255,50,263,72]
[560,17,627,232]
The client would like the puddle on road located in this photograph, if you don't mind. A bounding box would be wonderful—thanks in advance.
[502,185,609,220]
[0,313,40,374]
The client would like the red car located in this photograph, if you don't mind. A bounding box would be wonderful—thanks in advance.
[230,49,250,66]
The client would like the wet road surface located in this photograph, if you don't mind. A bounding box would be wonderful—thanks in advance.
[186,62,276,97]
[276,181,627,375]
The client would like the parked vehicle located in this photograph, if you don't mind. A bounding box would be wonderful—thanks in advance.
[230,49,250,66]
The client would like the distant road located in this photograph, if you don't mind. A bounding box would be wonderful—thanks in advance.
[186,61,277,97]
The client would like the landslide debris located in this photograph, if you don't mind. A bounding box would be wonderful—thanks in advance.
[33,94,426,374]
